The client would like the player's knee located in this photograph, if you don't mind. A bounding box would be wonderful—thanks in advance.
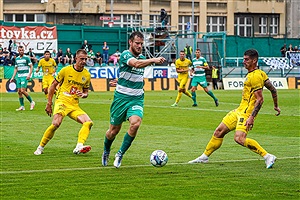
[83,121,93,129]
[234,134,245,146]
[129,118,141,132]
[179,88,185,93]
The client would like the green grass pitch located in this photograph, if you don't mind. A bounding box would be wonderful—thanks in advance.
[1,89,299,199]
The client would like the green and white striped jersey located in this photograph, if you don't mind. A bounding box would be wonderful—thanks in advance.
[116,50,146,97]
[192,57,207,77]
[15,56,32,78]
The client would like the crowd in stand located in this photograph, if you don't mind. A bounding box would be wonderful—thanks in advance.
[280,43,300,57]
[0,40,121,67]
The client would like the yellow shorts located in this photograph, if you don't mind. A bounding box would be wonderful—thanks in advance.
[177,74,188,89]
[222,109,250,134]
[42,76,55,89]
[53,100,86,120]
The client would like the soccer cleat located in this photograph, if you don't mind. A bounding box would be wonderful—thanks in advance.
[192,103,198,107]
[16,106,25,111]
[188,156,209,164]
[73,145,91,155]
[215,99,219,107]
[171,102,178,107]
[34,146,44,155]
[113,152,123,168]
[30,101,36,110]
[265,154,277,169]
[102,151,110,166]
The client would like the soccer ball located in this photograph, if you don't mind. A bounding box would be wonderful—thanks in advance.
[150,150,168,167]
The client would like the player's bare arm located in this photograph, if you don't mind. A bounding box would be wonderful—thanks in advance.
[264,79,281,116]
[27,63,33,80]
[245,89,264,131]
[45,79,59,117]
[129,57,165,68]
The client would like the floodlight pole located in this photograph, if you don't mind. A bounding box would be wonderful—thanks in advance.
[110,0,114,22]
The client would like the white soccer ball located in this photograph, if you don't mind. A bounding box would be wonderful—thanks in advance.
[150,150,168,167]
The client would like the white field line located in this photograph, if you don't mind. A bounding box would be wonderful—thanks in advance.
[1,156,299,175]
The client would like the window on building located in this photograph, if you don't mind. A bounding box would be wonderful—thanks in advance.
[4,14,46,23]
[270,17,279,35]
[102,14,141,28]
[234,16,253,37]
[26,14,35,22]
[259,17,268,34]
[15,14,24,22]
[207,16,226,32]
[178,15,199,38]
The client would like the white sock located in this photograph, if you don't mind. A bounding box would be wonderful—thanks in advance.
[76,143,83,149]
[200,153,209,159]
[263,153,270,160]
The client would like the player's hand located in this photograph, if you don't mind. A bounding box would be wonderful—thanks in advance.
[274,107,281,116]
[76,90,87,98]
[245,116,254,131]
[109,79,118,87]
[9,78,14,82]
[45,103,53,117]
[154,57,166,64]
[26,75,30,80]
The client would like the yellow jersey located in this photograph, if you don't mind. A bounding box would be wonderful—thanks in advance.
[38,58,57,77]
[237,69,268,115]
[55,65,91,104]
[175,58,192,75]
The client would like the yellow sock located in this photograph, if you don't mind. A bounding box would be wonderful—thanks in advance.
[175,92,183,103]
[244,138,267,157]
[40,124,58,147]
[204,136,223,156]
[184,90,192,98]
[77,121,93,144]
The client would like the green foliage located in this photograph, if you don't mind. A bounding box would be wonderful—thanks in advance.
[1,90,299,199]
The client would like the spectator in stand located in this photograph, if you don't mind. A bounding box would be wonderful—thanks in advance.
[81,40,92,52]
[56,48,65,65]
[280,44,287,57]
[184,43,193,61]
[102,41,109,64]
[0,48,4,65]
[87,49,96,60]
[287,44,294,52]
[51,49,57,60]
[3,47,10,57]
[294,46,299,52]
[95,51,102,65]
[108,49,121,66]
[4,53,13,66]
[0,44,3,51]
[9,39,18,56]
[65,48,74,64]
[27,48,38,65]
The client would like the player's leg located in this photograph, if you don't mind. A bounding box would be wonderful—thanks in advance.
[20,79,35,110]
[235,115,276,168]
[16,86,25,111]
[182,76,192,98]
[114,100,144,168]
[102,97,126,166]
[189,110,235,163]
[201,79,219,106]
[34,113,63,155]
[68,107,93,155]
[190,77,199,106]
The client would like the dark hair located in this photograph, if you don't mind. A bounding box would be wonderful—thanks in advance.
[244,49,259,60]
[44,50,50,54]
[196,48,201,52]
[129,31,144,41]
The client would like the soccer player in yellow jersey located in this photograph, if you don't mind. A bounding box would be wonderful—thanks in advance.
[189,49,281,169]
[36,50,57,99]
[171,50,193,106]
[34,49,93,155]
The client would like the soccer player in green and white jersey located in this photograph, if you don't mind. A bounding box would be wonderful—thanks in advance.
[101,31,166,168]
[190,49,218,107]
[10,46,35,111]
